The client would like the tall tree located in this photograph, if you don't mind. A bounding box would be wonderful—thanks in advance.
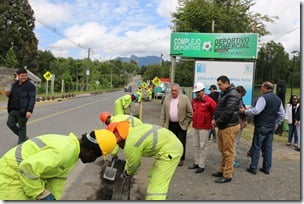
[35,50,56,75]
[172,0,276,36]
[255,41,289,84]
[0,0,38,68]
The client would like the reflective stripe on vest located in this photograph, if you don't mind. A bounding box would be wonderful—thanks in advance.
[126,115,135,126]
[134,125,161,151]
[19,169,39,180]
[15,137,46,166]
[15,138,47,180]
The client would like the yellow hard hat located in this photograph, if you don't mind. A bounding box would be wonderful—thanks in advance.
[94,129,117,155]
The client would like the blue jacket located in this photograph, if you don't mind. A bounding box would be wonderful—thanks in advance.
[7,79,36,115]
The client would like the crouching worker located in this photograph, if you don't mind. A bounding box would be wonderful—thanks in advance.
[0,130,116,200]
[106,121,183,200]
[100,112,143,158]
[114,93,138,115]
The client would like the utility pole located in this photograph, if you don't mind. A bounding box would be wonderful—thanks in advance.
[170,56,176,83]
[290,50,298,95]
[212,20,215,33]
[76,64,79,93]
[86,48,90,92]
[160,53,163,66]
[110,65,113,88]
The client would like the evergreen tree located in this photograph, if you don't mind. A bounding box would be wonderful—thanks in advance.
[3,47,18,68]
[0,0,38,68]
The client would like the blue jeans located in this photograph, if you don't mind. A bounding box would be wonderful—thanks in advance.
[250,126,274,172]
[288,124,298,144]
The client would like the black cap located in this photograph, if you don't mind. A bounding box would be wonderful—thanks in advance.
[16,68,27,75]
[208,84,217,90]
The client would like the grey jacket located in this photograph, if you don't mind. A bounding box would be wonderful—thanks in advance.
[160,94,193,130]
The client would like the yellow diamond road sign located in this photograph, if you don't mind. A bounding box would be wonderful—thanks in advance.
[152,77,161,86]
[141,82,148,89]
[43,71,52,81]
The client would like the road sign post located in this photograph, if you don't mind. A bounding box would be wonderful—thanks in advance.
[43,71,52,97]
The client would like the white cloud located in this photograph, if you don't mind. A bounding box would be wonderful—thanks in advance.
[50,22,171,60]
[29,0,72,26]
[251,0,300,54]
[157,0,179,19]
[30,0,300,60]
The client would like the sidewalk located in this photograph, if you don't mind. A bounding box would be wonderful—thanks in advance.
[62,100,301,200]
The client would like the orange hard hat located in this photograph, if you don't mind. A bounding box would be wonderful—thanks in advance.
[99,112,111,123]
[106,121,130,140]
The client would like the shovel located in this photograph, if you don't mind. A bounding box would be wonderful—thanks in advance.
[103,157,118,181]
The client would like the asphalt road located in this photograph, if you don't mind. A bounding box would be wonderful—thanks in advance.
[0,90,128,157]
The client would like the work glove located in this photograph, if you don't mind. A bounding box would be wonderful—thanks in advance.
[121,170,129,178]
[111,155,118,162]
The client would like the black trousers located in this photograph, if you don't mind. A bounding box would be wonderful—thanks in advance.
[169,121,187,161]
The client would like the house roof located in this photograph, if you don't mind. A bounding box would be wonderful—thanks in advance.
[0,67,41,83]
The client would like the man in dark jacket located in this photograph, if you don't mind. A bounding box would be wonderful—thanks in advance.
[211,75,240,183]
[240,81,285,174]
[6,68,36,144]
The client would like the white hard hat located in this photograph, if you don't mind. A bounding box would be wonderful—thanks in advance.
[192,82,205,92]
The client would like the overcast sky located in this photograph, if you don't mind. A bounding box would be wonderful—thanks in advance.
[29,0,301,61]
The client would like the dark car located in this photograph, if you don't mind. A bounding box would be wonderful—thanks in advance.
[124,86,132,92]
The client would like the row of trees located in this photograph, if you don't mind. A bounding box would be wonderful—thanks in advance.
[0,0,300,93]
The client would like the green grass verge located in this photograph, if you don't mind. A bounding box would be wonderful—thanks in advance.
[242,123,288,144]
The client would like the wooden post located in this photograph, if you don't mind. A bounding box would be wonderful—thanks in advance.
[170,56,176,83]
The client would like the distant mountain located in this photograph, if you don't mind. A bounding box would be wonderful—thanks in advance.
[116,55,161,67]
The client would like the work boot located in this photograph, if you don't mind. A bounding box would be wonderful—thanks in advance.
[195,167,205,173]
[214,177,232,183]
[212,172,223,177]
[188,164,199,169]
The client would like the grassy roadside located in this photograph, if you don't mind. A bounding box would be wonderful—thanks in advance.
[242,123,289,144]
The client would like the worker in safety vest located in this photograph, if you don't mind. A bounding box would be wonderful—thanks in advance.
[0,130,116,200]
[146,86,153,101]
[114,93,138,115]
[99,112,143,157]
[106,121,183,200]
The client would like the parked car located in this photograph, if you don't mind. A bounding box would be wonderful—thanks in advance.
[154,82,170,99]
[124,86,132,92]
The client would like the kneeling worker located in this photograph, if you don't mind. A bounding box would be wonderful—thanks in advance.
[114,93,138,115]
[0,130,116,200]
[106,121,183,200]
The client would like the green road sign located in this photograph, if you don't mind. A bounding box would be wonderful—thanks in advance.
[170,32,258,59]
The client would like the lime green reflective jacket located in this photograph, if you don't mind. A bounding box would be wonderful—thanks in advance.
[124,124,183,175]
[110,114,142,127]
[0,133,80,200]
[114,94,132,115]
[110,114,143,156]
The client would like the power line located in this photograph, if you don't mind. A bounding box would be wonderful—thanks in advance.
[35,17,88,50]
[259,26,300,43]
